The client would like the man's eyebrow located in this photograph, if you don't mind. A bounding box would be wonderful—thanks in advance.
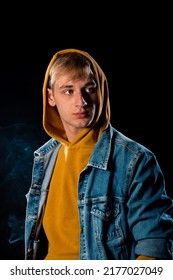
[59,85,73,90]
[85,80,97,87]
[59,80,97,90]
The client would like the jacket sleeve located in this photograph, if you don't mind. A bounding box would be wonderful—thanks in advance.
[127,150,173,259]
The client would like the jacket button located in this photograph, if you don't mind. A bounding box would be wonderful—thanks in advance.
[79,194,84,199]
[106,211,111,217]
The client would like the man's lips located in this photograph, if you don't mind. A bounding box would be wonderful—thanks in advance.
[73,111,89,118]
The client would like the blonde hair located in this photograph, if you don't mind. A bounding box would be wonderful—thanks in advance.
[48,52,96,88]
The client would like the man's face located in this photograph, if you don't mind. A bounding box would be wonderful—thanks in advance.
[47,72,98,141]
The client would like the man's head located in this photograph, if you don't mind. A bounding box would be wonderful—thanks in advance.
[42,49,110,142]
[47,52,98,141]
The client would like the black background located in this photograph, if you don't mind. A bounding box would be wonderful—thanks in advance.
[0,3,172,259]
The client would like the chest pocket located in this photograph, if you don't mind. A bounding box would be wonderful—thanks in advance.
[91,201,121,241]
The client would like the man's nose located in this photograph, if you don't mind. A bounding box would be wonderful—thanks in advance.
[75,92,87,107]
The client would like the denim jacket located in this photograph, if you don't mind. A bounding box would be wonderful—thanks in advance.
[25,124,173,260]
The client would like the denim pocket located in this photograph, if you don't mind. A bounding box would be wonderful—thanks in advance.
[91,199,121,240]
[90,198,127,259]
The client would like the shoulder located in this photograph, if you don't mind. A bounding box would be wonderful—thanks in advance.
[109,124,153,154]
[34,137,60,157]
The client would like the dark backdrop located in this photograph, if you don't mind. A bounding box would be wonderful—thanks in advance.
[0,4,172,259]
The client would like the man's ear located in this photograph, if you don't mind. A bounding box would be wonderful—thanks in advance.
[47,88,56,106]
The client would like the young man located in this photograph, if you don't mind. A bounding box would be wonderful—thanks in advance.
[25,48,173,260]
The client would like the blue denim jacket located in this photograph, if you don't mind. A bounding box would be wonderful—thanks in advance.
[25,124,173,260]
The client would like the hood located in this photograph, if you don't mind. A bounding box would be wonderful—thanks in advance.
[42,48,111,142]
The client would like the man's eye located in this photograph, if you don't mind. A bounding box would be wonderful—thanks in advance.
[85,87,97,94]
[64,90,73,95]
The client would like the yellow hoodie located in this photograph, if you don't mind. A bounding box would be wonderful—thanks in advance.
[42,49,110,259]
